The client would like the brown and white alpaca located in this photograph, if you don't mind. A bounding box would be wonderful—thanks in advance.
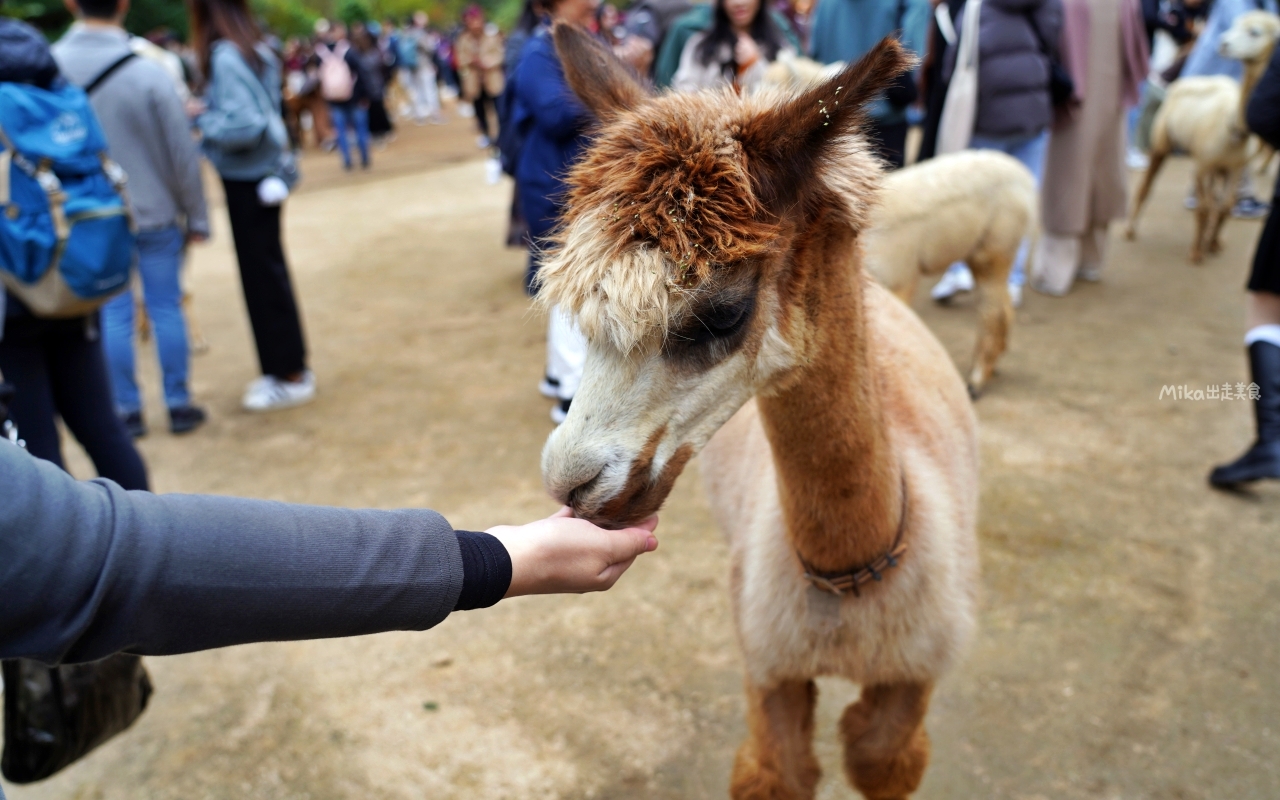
[1125,10,1280,263]
[538,27,979,800]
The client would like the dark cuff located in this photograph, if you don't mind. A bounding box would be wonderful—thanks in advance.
[453,531,512,610]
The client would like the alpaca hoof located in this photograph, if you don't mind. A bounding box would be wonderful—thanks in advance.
[1124,226,1136,241]
[1190,250,1204,265]
[967,382,983,401]
[1208,240,1223,254]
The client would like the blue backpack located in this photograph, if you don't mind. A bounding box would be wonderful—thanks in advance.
[396,33,420,70]
[0,80,135,318]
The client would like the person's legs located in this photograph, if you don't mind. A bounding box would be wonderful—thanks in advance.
[135,226,193,413]
[329,103,353,168]
[474,91,491,141]
[352,105,371,167]
[46,318,149,490]
[99,283,140,415]
[221,179,308,381]
[401,67,426,121]
[0,324,64,468]
[417,66,442,121]
[1003,130,1050,289]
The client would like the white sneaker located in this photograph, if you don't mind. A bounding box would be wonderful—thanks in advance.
[477,135,491,149]
[243,371,316,412]
[550,398,571,425]
[1008,283,1023,308]
[538,374,560,399]
[931,266,975,303]
[1126,148,1149,171]
[1078,263,1102,283]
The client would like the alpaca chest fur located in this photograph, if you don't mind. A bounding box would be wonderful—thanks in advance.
[705,403,980,689]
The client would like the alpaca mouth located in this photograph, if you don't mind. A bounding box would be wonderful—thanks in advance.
[572,440,698,529]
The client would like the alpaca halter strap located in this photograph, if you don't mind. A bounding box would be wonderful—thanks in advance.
[797,478,908,598]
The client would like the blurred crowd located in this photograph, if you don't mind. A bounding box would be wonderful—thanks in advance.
[1,0,1278,498]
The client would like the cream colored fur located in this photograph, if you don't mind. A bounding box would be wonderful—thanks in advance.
[863,150,1035,394]
[1126,11,1280,262]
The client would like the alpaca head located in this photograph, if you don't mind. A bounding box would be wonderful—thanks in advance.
[538,25,911,528]
[1218,10,1280,63]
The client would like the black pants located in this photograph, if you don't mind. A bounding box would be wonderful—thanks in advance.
[0,309,148,490]
[866,119,909,170]
[222,179,308,379]
[474,89,497,141]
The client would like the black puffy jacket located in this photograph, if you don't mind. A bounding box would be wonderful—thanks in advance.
[946,0,1063,140]
[0,18,60,88]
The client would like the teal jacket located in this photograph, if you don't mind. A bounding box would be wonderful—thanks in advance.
[807,0,931,123]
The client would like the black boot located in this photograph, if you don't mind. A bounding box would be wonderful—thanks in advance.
[1210,340,1280,487]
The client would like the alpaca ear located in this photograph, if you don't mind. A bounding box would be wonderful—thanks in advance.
[554,22,651,121]
[738,37,914,206]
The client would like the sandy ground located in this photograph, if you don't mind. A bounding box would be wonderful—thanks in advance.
[5,113,1280,800]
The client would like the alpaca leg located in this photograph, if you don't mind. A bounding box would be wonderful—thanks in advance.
[1191,170,1212,264]
[730,679,821,800]
[840,681,933,800]
[1208,168,1243,255]
[1125,149,1168,240]
[966,252,1014,398]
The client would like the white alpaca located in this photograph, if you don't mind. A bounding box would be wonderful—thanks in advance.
[862,150,1036,395]
[1126,10,1280,262]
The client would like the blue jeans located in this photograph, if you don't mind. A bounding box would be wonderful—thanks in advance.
[330,103,370,168]
[944,131,1049,288]
[101,225,191,413]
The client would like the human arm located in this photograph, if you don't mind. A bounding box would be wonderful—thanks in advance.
[1247,45,1280,150]
[0,443,657,666]
[150,77,209,239]
[195,46,270,152]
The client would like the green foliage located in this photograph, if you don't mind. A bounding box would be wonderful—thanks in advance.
[253,0,320,37]
[336,0,370,24]
[126,0,189,36]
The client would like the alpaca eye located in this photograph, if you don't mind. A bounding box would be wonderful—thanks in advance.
[664,293,756,368]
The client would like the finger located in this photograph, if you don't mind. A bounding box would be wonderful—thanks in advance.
[595,555,639,589]
[603,526,657,564]
[550,505,575,519]
[629,515,659,534]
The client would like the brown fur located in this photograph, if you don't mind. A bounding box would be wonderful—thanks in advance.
[540,27,978,799]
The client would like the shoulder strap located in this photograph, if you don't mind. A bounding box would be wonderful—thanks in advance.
[84,52,137,96]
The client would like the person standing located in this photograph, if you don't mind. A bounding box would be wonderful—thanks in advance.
[456,5,506,148]
[925,0,1063,308]
[511,0,598,422]
[398,11,444,125]
[807,0,931,168]
[315,21,373,171]
[671,0,795,92]
[1031,0,1147,296]
[190,0,316,411]
[355,22,395,142]
[0,17,149,490]
[1210,41,1280,487]
[52,0,211,437]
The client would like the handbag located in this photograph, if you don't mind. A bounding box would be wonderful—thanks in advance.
[2,656,153,783]
[936,0,981,155]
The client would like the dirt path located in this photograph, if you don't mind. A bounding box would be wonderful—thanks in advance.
[5,117,1279,800]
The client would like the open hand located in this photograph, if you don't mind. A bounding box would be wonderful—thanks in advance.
[487,507,658,597]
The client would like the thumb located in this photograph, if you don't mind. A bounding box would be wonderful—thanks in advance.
[602,525,658,566]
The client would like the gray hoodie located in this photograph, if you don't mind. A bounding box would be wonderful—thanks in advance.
[52,24,209,236]
[0,439,465,666]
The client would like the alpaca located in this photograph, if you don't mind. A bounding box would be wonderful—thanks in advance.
[1125,10,1280,263]
[863,149,1036,396]
[538,27,979,800]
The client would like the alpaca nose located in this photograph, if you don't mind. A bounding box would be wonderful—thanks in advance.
[565,469,604,510]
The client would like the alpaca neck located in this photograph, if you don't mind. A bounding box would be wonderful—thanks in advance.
[755,226,903,574]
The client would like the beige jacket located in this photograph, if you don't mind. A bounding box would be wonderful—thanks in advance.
[456,30,505,100]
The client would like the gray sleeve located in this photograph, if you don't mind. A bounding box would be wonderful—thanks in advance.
[0,442,464,666]
[196,49,269,152]
[150,78,209,237]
